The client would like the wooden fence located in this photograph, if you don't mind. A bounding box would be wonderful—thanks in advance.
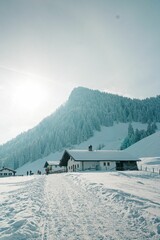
[139,165,160,174]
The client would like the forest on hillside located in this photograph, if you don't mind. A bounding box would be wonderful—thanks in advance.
[120,122,157,150]
[0,87,160,169]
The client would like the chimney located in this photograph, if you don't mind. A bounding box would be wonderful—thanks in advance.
[88,145,92,151]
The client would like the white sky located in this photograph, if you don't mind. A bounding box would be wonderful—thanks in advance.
[0,0,160,144]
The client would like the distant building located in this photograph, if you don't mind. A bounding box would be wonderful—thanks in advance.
[0,167,16,177]
[44,161,65,174]
[60,145,140,172]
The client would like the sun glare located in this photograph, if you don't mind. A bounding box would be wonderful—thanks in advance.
[12,81,48,111]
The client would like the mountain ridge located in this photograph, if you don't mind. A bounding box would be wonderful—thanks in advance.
[0,86,160,169]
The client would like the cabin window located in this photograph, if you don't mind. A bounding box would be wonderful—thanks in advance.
[77,164,79,168]
[9,173,12,176]
[0,173,2,175]
[107,162,110,166]
[55,165,57,168]
[71,166,72,169]
[103,162,106,166]
[75,165,76,169]
[4,173,7,176]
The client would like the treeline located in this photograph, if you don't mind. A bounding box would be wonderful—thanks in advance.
[120,122,157,150]
[0,87,160,169]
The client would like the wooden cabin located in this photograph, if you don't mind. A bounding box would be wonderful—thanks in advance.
[44,161,65,174]
[0,167,16,177]
[60,146,140,172]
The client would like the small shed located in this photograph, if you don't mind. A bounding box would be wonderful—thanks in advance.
[0,167,16,177]
[44,161,65,174]
[60,146,140,172]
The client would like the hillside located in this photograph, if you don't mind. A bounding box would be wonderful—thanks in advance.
[16,122,160,176]
[125,131,160,158]
[0,87,160,170]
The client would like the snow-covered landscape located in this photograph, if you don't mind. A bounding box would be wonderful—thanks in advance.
[16,122,160,176]
[1,0,160,239]
[0,170,160,240]
[1,123,160,240]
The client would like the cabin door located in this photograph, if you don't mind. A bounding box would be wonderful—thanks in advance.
[116,161,124,171]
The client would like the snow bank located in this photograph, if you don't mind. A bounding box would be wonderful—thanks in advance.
[0,175,46,240]
[66,171,160,239]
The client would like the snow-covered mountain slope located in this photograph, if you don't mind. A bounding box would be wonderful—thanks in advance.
[16,122,160,175]
[74,122,152,150]
[16,152,63,175]
[125,131,160,158]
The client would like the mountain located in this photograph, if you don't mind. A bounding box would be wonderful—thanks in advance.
[0,86,160,170]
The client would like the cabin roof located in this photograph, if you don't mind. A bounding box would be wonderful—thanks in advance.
[60,149,140,166]
[0,167,16,173]
[44,161,60,168]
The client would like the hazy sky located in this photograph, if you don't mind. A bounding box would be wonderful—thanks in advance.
[0,0,160,144]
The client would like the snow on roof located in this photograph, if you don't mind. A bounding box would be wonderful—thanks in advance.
[44,161,60,168]
[47,161,60,165]
[64,150,140,162]
[0,167,16,173]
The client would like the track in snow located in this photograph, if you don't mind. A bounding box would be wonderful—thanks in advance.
[41,174,159,240]
[0,173,160,240]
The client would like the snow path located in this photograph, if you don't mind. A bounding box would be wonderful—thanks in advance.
[0,172,160,240]
[42,173,160,240]
[42,174,118,240]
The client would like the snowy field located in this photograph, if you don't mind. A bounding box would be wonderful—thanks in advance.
[0,171,160,240]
